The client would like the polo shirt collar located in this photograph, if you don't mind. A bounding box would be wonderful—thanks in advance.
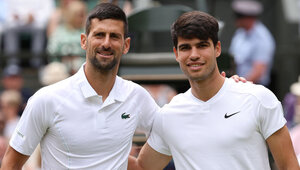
[75,64,127,102]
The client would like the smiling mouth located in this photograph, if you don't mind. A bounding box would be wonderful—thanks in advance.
[97,50,114,57]
[188,63,204,67]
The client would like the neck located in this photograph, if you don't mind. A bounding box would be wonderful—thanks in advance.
[244,19,256,31]
[84,63,117,102]
[189,71,225,102]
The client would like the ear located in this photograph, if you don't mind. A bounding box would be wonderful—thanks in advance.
[215,41,221,58]
[173,47,179,62]
[80,33,87,50]
[123,37,131,54]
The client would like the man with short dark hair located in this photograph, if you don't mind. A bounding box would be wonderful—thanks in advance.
[1,3,159,169]
[128,11,300,170]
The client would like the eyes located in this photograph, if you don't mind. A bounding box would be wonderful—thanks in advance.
[178,42,210,51]
[94,32,122,40]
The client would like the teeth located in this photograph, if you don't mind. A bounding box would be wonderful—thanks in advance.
[98,52,112,56]
[191,64,201,67]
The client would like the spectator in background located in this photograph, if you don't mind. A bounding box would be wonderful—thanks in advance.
[284,76,300,159]
[3,0,55,68]
[39,61,70,86]
[283,76,300,129]
[47,0,87,74]
[47,0,76,37]
[0,90,22,139]
[229,0,275,87]
[1,65,33,116]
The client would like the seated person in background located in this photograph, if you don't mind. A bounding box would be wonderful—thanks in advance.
[47,0,87,74]
[286,76,300,159]
[3,0,55,68]
[47,0,76,37]
[1,65,33,116]
[39,61,70,86]
[283,76,300,129]
[0,90,22,139]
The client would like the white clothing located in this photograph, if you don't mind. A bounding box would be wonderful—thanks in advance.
[148,78,286,170]
[10,65,159,170]
[4,0,55,29]
[229,21,275,86]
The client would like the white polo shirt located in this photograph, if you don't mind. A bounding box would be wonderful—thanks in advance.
[148,78,286,170]
[10,65,159,169]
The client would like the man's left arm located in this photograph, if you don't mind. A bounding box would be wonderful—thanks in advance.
[267,125,300,170]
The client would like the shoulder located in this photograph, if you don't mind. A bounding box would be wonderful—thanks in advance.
[32,76,74,103]
[117,76,143,92]
[227,79,279,108]
[116,76,152,98]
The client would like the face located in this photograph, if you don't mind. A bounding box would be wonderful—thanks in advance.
[174,37,221,81]
[235,17,255,30]
[81,19,130,72]
[69,5,86,29]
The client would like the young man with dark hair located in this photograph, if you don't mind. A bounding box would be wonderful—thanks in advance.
[128,11,300,170]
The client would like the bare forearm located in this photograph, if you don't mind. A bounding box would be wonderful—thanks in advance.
[267,126,300,170]
[1,158,26,170]
[128,155,143,170]
[1,146,29,170]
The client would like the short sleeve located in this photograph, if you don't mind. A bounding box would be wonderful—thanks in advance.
[136,88,160,138]
[147,111,171,156]
[10,90,53,155]
[259,101,286,140]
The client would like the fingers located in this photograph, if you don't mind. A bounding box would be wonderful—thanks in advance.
[221,71,226,77]
[230,75,247,83]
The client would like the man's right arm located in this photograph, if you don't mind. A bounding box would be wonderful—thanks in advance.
[128,142,172,170]
[1,145,29,170]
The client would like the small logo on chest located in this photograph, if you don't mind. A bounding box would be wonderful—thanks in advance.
[224,111,240,119]
[121,112,130,119]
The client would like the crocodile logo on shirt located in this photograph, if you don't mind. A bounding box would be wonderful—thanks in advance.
[121,112,130,119]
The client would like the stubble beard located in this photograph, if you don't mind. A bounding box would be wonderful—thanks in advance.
[89,53,118,73]
[88,46,119,73]
[186,63,216,82]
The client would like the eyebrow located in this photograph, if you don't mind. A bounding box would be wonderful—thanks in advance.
[178,40,210,48]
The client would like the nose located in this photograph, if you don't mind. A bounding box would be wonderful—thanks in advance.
[190,47,200,61]
[102,35,111,49]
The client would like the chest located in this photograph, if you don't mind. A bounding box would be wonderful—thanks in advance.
[47,98,139,154]
[163,100,262,154]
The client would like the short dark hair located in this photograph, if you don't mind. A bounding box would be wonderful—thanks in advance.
[171,11,219,48]
[85,3,128,37]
